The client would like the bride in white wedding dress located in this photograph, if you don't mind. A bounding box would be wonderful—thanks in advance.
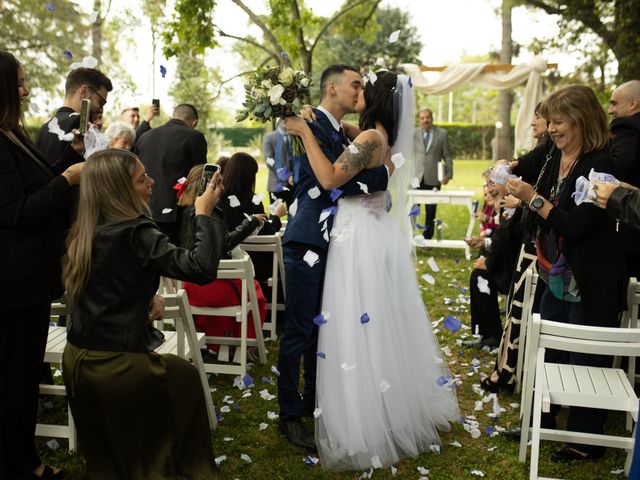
[284,71,460,471]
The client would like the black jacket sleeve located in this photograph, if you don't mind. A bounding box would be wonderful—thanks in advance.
[607,187,640,230]
[132,215,224,284]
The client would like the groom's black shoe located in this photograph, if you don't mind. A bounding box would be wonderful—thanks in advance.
[278,418,317,450]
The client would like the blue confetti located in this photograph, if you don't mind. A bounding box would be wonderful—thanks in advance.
[243,374,254,388]
[303,456,318,466]
[316,351,326,359]
[330,188,343,202]
[485,425,495,436]
[280,51,289,59]
[277,166,292,182]
[63,50,73,59]
[360,313,370,324]
[275,183,285,192]
[261,376,273,384]
[313,313,327,326]
[460,287,468,293]
[232,403,241,411]
[408,204,420,217]
[159,65,167,78]
[49,321,57,326]
[455,258,461,263]
[408,76,413,88]
[436,375,451,386]
[47,3,56,12]
[443,315,462,333]
[416,223,426,230]
[216,412,223,422]
[331,131,341,143]
[322,206,337,216]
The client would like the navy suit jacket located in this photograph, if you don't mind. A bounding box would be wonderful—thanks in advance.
[283,109,388,250]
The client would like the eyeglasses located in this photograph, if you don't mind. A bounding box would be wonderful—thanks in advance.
[87,86,107,107]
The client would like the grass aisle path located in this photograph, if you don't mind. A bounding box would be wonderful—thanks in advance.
[38,161,629,479]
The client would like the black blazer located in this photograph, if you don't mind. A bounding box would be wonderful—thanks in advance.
[0,131,74,310]
[35,107,81,169]
[135,119,207,223]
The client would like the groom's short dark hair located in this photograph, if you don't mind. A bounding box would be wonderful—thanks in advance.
[320,64,359,98]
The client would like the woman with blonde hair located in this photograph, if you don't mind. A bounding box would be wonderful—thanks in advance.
[507,85,625,461]
[62,148,224,479]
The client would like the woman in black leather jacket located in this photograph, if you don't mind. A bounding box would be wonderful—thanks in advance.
[61,149,224,479]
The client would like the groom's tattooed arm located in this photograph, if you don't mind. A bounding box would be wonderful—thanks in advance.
[338,140,377,174]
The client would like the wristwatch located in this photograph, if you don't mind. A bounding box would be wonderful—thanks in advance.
[529,194,545,211]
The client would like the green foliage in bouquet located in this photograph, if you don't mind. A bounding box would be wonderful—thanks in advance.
[236,64,312,123]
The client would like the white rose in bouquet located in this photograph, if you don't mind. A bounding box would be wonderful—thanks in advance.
[299,77,309,87]
[278,67,295,87]
[261,79,273,89]
[268,84,287,105]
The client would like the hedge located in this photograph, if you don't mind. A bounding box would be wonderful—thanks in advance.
[210,127,264,147]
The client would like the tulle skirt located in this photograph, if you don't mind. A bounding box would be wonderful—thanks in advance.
[316,193,460,471]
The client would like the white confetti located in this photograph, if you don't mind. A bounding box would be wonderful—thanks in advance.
[259,389,276,400]
[269,198,283,215]
[450,440,462,447]
[421,273,435,285]
[368,71,378,85]
[289,198,298,217]
[304,456,320,466]
[161,208,173,214]
[214,454,227,465]
[509,402,520,409]
[379,379,391,393]
[88,11,99,23]
[240,453,252,463]
[427,256,439,272]
[267,411,279,421]
[222,395,234,404]
[252,192,265,205]
[318,210,331,223]
[323,229,329,242]
[417,466,430,475]
[259,422,268,430]
[487,446,497,451]
[391,152,405,169]
[477,276,491,295]
[47,117,74,141]
[313,407,322,418]
[53,368,62,377]
[303,250,320,267]
[70,55,98,70]
[390,465,397,476]
[46,439,59,450]
[471,470,485,477]
[223,437,234,442]
[321,220,328,231]
[470,428,481,438]
[307,186,321,199]
[341,362,356,372]
[410,177,421,189]
[357,182,369,194]
[474,400,484,411]
[271,365,280,376]
[228,195,241,208]
[266,157,275,167]
[371,455,382,469]
[388,29,401,43]
[29,101,41,114]
[430,444,441,454]
[220,405,231,413]
[348,144,359,154]
[610,468,625,474]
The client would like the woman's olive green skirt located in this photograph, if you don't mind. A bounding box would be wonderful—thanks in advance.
[62,343,217,479]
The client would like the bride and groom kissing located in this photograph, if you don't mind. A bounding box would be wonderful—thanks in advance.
[276,64,460,471]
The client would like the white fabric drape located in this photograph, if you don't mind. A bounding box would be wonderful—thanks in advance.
[401,56,548,155]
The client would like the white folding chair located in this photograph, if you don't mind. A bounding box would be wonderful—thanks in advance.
[155,290,217,430]
[36,301,77,451]
[188,252,268,378]
[515,268,539,394]
[519,314,639,479]
[240,232,286,340]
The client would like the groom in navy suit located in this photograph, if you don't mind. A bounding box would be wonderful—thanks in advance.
[277,65,390,449]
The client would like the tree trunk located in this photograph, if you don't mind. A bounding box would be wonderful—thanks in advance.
[495,0,513,160]
[91,0,103,64]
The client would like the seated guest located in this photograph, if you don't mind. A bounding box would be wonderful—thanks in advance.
[105,121,136,150]
[177,163,270,350]
[477,183,499,237]
[61,149,224,479]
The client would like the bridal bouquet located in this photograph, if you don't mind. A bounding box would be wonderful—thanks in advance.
[236,64,312,155]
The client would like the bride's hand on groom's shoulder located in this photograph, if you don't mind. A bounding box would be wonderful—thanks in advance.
[299,104,316,122]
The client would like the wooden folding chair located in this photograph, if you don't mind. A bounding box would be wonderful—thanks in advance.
[188,252,268,378]
[519,314,639,479]
[515,268,539,394]
[240,232,286,340]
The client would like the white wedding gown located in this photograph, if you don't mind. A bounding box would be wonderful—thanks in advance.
[316,190,461,471]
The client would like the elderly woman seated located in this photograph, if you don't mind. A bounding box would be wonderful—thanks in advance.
[105,121,136,150]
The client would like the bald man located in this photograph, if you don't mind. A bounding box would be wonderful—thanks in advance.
[608,79,640,277]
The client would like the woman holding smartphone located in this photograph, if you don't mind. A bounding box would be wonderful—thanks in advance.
[61,149,224,479]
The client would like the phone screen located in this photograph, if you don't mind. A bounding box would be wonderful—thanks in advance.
[78,98,91,134]
[198,164,220,195]
[152,98,160,109]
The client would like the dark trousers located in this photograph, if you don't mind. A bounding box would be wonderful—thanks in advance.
[539,288,611,455]
[277,243,326,420]
[469,268,502,340]
[419,182,440,239]
[0,303,50,480]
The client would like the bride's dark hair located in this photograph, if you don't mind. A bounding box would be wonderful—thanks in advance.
[358,70,398,146]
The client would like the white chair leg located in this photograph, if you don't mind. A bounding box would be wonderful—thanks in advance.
[529,354,546,480]
[68,406,77,452]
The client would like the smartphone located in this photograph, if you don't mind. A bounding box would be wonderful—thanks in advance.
[198,164,221,195]
[472,200,480,213]
[78,98,91,134]
[152,98,160,110]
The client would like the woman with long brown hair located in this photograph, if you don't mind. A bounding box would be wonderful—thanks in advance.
[0,50,84,480]
[61,149,224,479]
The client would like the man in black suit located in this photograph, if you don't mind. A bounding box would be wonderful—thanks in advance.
[277,65,389,450]
[136,104,207,243]
[608,79,640,278]
[36,68,112,170]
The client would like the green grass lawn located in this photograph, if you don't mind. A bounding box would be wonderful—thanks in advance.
[38,160,631,479]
